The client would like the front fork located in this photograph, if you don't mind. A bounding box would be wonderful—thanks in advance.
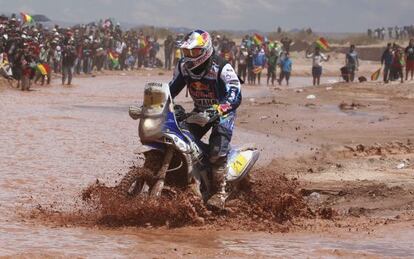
[150,146,174,197]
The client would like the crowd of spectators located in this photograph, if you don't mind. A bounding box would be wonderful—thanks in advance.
[368,26,414,40]
[381,40,414,83]
[0,13,170,90]
[211,33,291,86]
[2,12,413,91]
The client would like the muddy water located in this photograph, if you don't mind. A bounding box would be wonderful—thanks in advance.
[1,74,413,258]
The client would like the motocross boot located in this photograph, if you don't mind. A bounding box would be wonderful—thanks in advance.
[206,165,227,210]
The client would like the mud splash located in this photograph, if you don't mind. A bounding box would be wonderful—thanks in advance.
[82,183,207,228]
[45,140,412,231]
[30,166,311,232]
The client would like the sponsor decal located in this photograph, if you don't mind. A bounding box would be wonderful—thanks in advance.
[195,99,219,107]
[189,88,216,99]
[190,81,209,91]
[201,32,209,42]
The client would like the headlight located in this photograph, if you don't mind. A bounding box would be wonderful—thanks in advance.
[142,117,163,132]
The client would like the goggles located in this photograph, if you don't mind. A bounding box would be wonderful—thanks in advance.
[182,48,204,58]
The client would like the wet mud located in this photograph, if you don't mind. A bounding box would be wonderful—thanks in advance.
[30,164,311,232]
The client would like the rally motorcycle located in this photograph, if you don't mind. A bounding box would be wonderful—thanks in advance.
[120,82,259,205]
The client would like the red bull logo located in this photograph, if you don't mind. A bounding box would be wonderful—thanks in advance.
[190,82,209,91]
[201,32,209,43]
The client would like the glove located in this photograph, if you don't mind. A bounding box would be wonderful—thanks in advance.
[216,103,232,116]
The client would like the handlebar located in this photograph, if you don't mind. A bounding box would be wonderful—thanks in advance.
[183,108,220,127]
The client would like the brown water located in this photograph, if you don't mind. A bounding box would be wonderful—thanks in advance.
[1,74,413,258]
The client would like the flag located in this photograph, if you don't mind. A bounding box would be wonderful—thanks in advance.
[36,63,50,76]
[315,37,329,51]
[20,12,34,24]
[108,50,119,67]
[399,53,406,66]
[370,68,381,81]
[252,33,264,45]
[252,66,263,74]
[138,38,147,49]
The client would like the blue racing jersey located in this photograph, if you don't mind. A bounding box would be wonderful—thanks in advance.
[169,55,242,112]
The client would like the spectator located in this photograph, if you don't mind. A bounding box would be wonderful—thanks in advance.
[237,46,248,83]
[381,43,394,83]
[281,37,292,52]
[247,49,255,85]
[306,46,330,86]
[253,47,266,85]
[61,43,76,85]
[267,48,278,86]
[392,46,404,83]
[345,45,359,82]
[278,52,292,86]
[149,37,160,68]
[164,35,174,70]
[405,39,414,81]
[137,31,146,68]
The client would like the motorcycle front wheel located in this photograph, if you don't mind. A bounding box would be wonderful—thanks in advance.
[117,167,151,197]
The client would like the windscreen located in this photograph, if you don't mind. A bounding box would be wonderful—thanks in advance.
[142,86,167,116]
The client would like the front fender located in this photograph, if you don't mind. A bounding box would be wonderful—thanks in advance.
[133,143,165,155]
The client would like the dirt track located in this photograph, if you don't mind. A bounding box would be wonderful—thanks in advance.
[1,70,414,257]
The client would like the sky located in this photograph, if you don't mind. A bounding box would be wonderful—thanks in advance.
[1,0,413,33]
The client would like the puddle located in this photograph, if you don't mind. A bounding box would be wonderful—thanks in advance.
[220,230,414,257]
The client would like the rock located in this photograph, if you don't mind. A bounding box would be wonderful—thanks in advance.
[306,94,316,100]
[397,163,406,169]
[318,207,335,219]
[194,216,205,225]
[348,207,367,217]
[309,192,321,200]
[378,116,389,122]
[296,89,303,93]
[260,116,269,120]
[326,86,333,90]
[356,144,365,152]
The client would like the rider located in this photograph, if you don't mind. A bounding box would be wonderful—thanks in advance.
[169,29,242,209]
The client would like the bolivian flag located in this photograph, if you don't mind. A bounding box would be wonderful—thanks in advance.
[315,37,329,51]
[20,12,34,24]
[253,33,264,46]
[108,50,119,67]
[37,63,50,76]
[370,68,381,81]
[252,66,263,74]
